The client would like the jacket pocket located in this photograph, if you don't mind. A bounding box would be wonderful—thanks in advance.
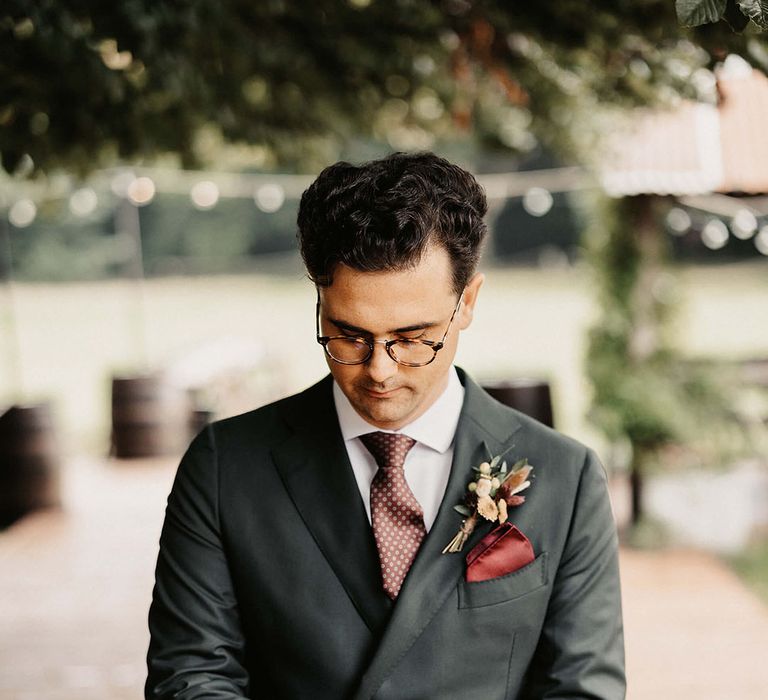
[457,552,548,609]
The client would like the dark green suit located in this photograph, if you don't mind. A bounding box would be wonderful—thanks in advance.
[146,370,625,699]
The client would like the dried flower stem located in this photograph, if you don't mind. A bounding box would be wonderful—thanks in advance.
[441,512,478,554]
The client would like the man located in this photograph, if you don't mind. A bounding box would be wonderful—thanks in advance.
[146,152,625,699]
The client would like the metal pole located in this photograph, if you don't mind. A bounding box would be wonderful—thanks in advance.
[0,217,24,401]
[115,198,149,371]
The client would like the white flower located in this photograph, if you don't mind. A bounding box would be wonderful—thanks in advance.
[475,478,492,498]
[478,461,491,475]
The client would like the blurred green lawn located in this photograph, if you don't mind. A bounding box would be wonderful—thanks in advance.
[2,259,767,458]
[729,538,768,603]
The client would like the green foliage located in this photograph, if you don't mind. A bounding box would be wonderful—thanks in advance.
[622,514,673,548]
[676,0,727,26]
[2,1,765,177]
[738,0,768,28]
[3,186,301,281]
[727,536,768,603]
[725,1,753,30]
[583,194,746,462]
[677,0,768,29]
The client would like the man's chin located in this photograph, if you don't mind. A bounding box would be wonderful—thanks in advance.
[353,391,415,429]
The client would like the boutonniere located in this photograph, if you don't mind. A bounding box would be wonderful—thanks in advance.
[442,450,533,554]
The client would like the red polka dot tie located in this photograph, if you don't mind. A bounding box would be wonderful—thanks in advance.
[360,432,425,600]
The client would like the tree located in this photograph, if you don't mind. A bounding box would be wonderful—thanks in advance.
[2,1,765,176]
[677,0,768,31]
[2,2,762,530]
[583,194,748,528]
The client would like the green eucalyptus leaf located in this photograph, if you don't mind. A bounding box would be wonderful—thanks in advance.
[738,0,768,27]
[490,455,501,469]
[453,504,472,517]
[676,0,727,26]
[726,0,752,29]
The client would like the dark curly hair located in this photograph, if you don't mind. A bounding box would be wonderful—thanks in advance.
[297,152,487,294]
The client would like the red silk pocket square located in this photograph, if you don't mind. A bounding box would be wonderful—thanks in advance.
[465,522,535,583]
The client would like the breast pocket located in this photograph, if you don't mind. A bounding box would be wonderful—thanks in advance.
[457,552,549,609]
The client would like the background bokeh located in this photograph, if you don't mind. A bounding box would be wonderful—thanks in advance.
[2,2,768,699]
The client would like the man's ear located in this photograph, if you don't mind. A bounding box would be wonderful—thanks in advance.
[458,272,484,330]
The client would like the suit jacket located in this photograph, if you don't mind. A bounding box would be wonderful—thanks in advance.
[146,369,625,699]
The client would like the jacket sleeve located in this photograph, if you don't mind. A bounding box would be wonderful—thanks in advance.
[519,448,626,699]
[145,426,250,699]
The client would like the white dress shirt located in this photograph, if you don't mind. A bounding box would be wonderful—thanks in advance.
[332,367,465,532]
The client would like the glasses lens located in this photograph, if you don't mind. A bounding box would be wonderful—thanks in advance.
[389,340,436,367]
[325,338,370,364]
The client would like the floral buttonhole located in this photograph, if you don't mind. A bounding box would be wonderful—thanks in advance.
[442,448,534,554]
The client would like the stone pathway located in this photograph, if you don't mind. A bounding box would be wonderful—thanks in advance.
[0,457,175,700]
[1,456,767,699]
[621,548,768,699]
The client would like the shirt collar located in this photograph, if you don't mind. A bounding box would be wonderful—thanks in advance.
[333,366,465,454]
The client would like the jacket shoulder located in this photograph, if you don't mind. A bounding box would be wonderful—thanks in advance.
[202,375,333,448]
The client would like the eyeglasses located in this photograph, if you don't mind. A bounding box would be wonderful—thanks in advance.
[316,293,464,367]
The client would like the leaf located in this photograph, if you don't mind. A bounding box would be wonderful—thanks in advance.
[738,0,768,27]
[507,479,531,497]
[676,0,727,26]
[490,455,501,469]
[501,459,529,483]
[725,0,752,29]
[453,504,473,517]
[500,461,508,473]
[499,465,533,495]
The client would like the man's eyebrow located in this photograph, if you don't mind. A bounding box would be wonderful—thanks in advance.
[328,317,438,335]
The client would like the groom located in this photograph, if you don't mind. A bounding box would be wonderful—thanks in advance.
[146,152,625,699]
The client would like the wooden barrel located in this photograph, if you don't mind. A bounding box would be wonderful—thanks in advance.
[111,375,190,458]
[482,379,555,428]
[0,403,62,528]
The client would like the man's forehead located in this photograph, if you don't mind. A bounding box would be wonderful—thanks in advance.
[320,291,443,329]
[319,284,453,334]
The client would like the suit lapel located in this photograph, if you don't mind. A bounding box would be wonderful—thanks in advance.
[271,376,393,635]
[352,372,523,700]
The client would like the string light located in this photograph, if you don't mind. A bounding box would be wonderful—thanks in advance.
[755,226,768,256]
[254,183,284,213]
[127,177,156,206]
[731,209,758,240]
[666,207,691,235]
[8,199,37,228]
[69,188,98,217]
[110,171,136,197]
[701,219,729,250]
[522,187,553,217]
[190,181,220,210]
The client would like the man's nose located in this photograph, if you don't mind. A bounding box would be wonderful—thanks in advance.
[366,341,399,384]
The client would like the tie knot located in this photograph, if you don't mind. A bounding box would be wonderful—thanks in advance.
[360,432,416,470]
